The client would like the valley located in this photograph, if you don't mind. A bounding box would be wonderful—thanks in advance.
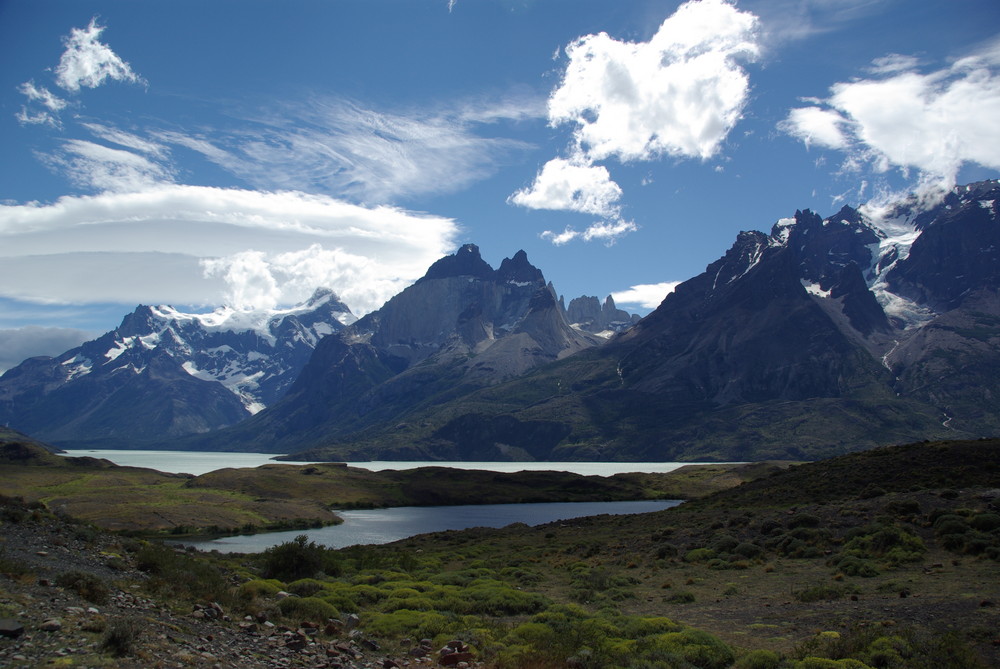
[1,438,997,667]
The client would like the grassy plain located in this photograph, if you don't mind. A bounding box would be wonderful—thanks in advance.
[0,439,772,535]
[1,434,997,667]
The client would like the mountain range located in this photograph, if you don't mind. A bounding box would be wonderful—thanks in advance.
[266,180,1000,462]
[0,289,355,446]
[2,180,998,460]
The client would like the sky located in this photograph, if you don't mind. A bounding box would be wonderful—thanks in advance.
[2,0,999,372]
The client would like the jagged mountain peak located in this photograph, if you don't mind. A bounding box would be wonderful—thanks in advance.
[497,249,544,285]
[417,243,495,283]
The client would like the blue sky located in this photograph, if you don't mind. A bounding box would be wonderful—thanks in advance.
[1,0,999,371]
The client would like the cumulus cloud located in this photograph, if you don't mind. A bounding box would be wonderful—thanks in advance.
[550,0,758,163]
[510,157,622,217]
[611,281,681,309]
[782,42,1000,191]
[16,18,143,129]
[782,106,849,150]
[514,0,760,245]
[54,18,144,92]
[0,326,96,374]
[0,185,459,315]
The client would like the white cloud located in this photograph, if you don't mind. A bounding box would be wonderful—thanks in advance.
[550,0,758,163]
[510,157,622,217]
[540,218,638,246]
[54,18,144,92]
[783,44,1000,190]
[514,0,759,241]
[157,97,536,203]
[611,281,681,309]
[16,82,68,128]
[0,326,95,374]
[81,123,169,158]
[0,185,460,315]
[748,0,895,44]
[867,53,921,75]
[780,106,849,149]
[42,139,176,193]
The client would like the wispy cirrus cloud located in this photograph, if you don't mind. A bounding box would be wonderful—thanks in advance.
[781,37,1000,193]
[41,139,176,192]
[156,96,538,203]
[512,0,760,245]
[747,0,897,44]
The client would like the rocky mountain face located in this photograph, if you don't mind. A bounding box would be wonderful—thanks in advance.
[284,180,1000,462]
[178,245,600,454]
[564,295,640,336]
[0,289,355,446]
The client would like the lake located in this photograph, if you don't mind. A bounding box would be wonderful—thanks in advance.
[60,449,714,477]
[173,499,684,553]
[60,449,695,552]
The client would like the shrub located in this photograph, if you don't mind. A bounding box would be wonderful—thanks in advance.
[709,534,739,553]
[55,570,110,604]
[787,514,822,529]
[794,584,859,603]
[829,555,879,578]
[735,649,782,669]
[841,523,925,566]
[364,609,452,639]
[259,535,341,582]
[645,629,734,669]
[100,616,142,657]
[734,542,764,559]
[135,543,229,602]
[276,595,338,622]
[667,591,695,604]
[684,548,716,563]
[238,579,281,599]
[286,578,326,597]
[969,513,1000,532]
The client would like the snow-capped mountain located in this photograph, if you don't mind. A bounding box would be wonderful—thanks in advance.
[174,244,601,455]
[0,289,355,445]
[273,180,999,463]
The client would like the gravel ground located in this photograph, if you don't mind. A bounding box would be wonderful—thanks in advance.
[0,506,477,668]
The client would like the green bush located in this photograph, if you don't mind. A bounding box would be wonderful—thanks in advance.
[684,548,716,563]
[829,554,879,578]
[259,535,341,581]
[840,523,925,566]
[238,579,281,599]
[364,609,452,639]
[56,570,110,604]
[735,649,782,669]
[794,659,873,668]
[135,543,230,602]
[645,629,734,669]
[667,590,695,604]
[286,578,327,597]
[276,595,338,622]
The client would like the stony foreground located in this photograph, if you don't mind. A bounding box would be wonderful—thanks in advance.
[0,506,478,668]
